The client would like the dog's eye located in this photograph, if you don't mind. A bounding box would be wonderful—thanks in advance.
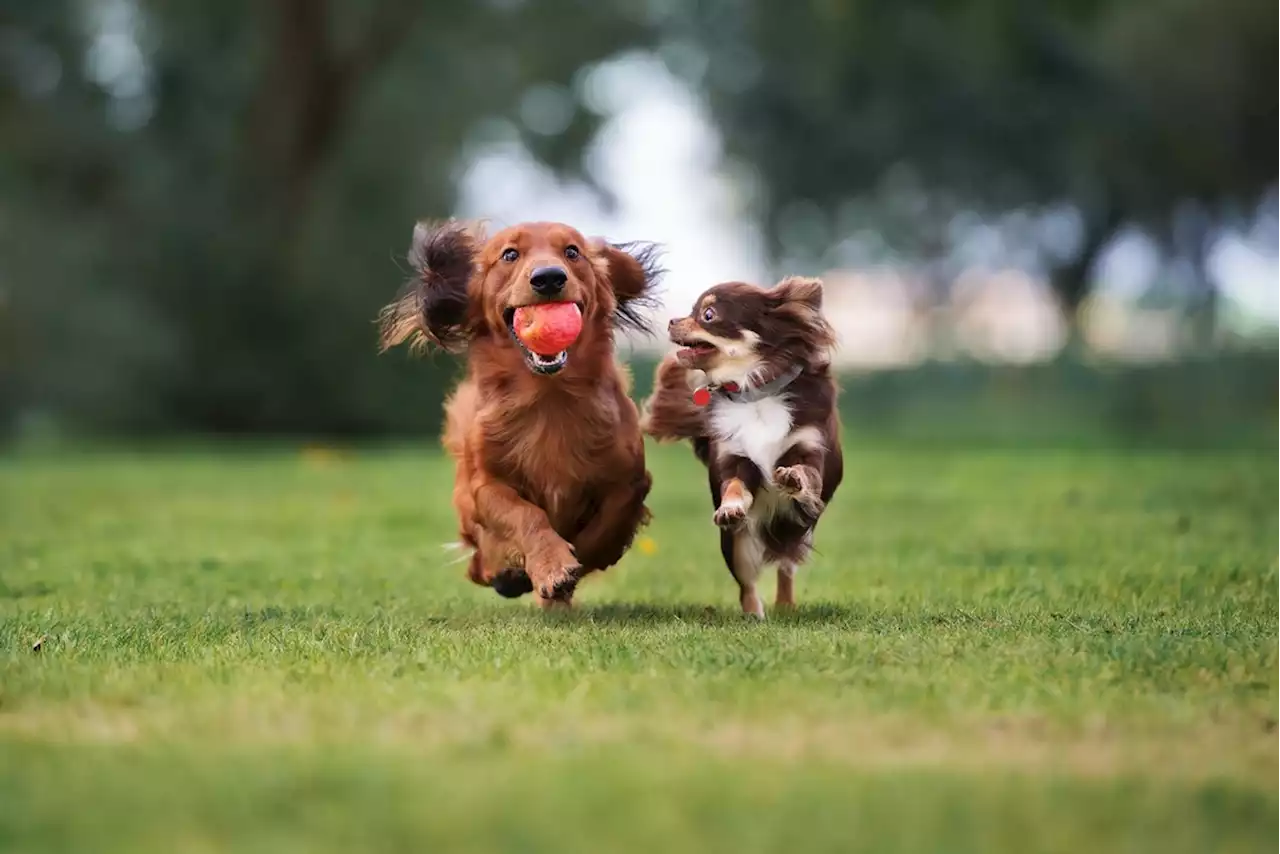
[564,245,580,261]
[701,307,716,322]
[501,248,519,263]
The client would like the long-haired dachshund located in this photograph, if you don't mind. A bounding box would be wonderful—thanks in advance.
[380,220,662,607]
[642,278,843,618]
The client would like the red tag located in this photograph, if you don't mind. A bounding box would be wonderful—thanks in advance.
[692,387,711,407]
[722,382,740,393]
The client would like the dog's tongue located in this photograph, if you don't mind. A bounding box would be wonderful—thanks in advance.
[513,303,583,356]
[675,343,715,366]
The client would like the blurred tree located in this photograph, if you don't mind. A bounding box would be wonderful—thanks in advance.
[1094,0,1275,343]
[662,0,1276,332]
[0,0,658,436]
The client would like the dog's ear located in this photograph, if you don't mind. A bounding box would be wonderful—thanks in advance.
[771,275,835,360]
[590,239,664,334]
[379,220,483,354]
[774,276,823,311]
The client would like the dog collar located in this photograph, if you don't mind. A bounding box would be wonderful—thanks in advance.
[692,364,803,406]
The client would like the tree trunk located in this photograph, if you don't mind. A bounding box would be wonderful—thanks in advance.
[241,0,424,240]
[1052,203,1123,349]
[1175,205,1218,353]
[242,0,344,238]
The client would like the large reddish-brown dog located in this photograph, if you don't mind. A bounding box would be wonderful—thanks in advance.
[380,220,661,607]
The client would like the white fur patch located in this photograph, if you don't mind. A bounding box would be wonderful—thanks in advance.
[710,396,820,481]
[787,425,826,455]
[710,396,794,478]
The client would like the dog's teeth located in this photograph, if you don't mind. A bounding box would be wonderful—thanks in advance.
[528,349,569,373]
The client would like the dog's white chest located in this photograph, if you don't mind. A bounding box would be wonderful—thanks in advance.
[710,396,793,478]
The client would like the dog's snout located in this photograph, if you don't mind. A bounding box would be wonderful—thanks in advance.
[667,318,677,330]
[530,266,568,296]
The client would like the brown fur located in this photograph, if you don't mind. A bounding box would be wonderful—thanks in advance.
[381,220,662,606]
[642,277,842,617]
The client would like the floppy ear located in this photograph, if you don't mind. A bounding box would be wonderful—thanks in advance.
[591,239,664,334]
[378,220,482,354]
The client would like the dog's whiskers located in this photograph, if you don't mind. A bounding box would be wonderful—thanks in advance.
[440,541,474,565]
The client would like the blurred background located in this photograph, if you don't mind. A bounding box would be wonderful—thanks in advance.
[1,0,1275,447]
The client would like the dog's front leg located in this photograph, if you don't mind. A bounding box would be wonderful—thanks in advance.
[773,444,826,524]
[473,478,580,603]
[712,455,762,530]
[771,445,826,612]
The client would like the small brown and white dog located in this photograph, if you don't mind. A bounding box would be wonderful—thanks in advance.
[642,278,842,617]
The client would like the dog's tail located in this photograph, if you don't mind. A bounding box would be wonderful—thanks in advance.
[640,353,708,445]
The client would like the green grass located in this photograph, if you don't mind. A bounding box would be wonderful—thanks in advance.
[1,441,1276,853]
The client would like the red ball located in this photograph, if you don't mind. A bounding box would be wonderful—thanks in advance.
[513,302,583,355]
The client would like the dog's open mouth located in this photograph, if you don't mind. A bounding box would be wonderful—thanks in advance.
[504,303,583,376]
[671,335,718,364]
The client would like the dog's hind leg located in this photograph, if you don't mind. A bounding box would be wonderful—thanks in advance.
[572,469,653,573]
[720,527,766,619]
[775,561,796,610]
[711,462,767,618]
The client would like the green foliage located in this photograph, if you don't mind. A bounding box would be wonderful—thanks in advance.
[666,0,1275,303]
[1,441,1276,851]
[0,1,658,436]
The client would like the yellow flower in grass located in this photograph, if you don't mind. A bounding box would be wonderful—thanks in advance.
[300,445,346,468]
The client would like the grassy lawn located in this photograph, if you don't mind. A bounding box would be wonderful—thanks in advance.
[1,440,1276,853]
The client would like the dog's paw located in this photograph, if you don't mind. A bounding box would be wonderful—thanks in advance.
[773,465,812,495]
[774,466,824,515]
[528,540,582,601]
[713,500,749,530]
[539,567,581,602]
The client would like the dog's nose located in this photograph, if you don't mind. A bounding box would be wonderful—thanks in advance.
[529,266,567,296]
[668,319,676,330]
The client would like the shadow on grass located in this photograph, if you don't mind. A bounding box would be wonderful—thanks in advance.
[560,601,866,626]
[12,600,1189,653]
[549,602,1146,634]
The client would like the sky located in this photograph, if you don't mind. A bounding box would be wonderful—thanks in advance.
[457,53,768,329]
